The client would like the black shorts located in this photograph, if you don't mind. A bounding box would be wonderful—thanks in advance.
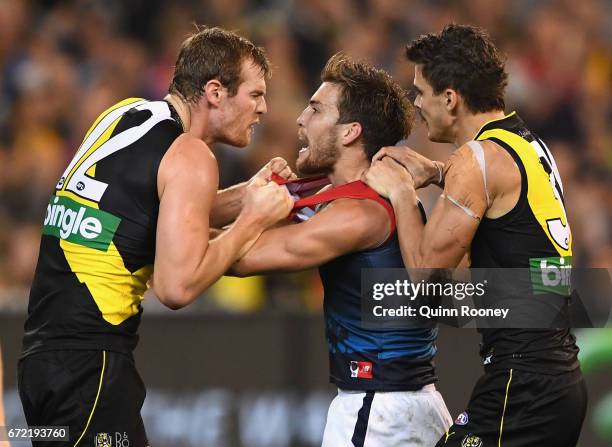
[18,350,148,447]
[436,367,587,447]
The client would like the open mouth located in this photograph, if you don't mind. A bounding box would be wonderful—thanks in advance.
[298,132,309,153]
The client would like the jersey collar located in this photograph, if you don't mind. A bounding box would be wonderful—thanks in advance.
[473,111,521,140]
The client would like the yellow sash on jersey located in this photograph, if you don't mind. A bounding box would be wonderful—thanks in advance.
[477,128,572,259]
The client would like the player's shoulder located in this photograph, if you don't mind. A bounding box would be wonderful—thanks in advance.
[302,197,390,250]
[443,143,490,207]
[445,144,479,184]
[159,134,217,187]
[324,197,391,243]
[446,140,500,183]
[452,139,508,163]
[327,196,388,217]
[166,134,215,164]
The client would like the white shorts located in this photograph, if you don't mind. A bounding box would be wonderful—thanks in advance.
[321,384,452,447]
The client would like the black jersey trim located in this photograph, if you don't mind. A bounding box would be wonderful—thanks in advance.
[478,137,528,229]
[164,100,185,131]
[534,134,566,205]
[474,112,521,140]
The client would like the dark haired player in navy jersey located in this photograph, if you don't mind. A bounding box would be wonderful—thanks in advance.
[231,53,452,447]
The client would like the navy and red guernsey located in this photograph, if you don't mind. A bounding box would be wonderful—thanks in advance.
[274,174,438,391]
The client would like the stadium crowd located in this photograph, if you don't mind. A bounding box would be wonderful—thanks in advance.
[0,0,610,311]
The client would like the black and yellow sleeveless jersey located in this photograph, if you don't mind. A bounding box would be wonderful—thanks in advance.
[22,98,183,357]
[470,112,579,372]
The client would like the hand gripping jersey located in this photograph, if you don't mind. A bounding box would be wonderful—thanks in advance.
[469,112,579,372]
[22,99,183,357]
[274,174,438,391]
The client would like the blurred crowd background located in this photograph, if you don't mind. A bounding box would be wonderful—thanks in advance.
[0,0,610,312]
[0,1,610,445]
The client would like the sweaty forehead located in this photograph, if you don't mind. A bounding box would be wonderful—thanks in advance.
[239,60,267,90]
[311,82,341,108]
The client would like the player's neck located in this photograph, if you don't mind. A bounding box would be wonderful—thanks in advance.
[164,94,192,133]
[328,146,369,187]
[165,93,216,143]
[454,109,506,147]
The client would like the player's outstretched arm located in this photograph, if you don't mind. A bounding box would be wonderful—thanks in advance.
[364,146,487,268]
[230,199,391,276]
[153,134,293,309]
[210,157,296,228]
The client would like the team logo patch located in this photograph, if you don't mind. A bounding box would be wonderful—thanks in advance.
[349,361,373,379]
[95,433,112,447]
[455,411,469,425]
[461,434,482,447]
[529,256,572,296]
[43,195,121,251]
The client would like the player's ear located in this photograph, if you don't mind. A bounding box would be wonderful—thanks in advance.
[342,122,362,146]
[444,89,458,112]
[204,80,225,107]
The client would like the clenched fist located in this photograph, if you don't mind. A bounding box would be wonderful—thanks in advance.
[252,157,297,184]
[242,179,294,229]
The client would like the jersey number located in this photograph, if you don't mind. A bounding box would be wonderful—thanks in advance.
[56,100,170,203]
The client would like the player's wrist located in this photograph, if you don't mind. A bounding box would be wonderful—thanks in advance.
[233,211,266,239]
[429,161,444,187]
[389,183,418,206]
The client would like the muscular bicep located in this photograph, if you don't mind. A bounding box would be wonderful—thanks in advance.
[419,194,480,266]
[154,136,218,292]
[419,147,488,267]
[233,199,390,275]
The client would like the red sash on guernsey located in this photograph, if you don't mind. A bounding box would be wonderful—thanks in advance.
[271,173,397,236]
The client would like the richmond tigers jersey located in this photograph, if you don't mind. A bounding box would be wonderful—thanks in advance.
[22,98,183,357]
[470,112,579,372]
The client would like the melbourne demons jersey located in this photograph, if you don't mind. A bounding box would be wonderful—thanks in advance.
[281,177,438,391]
[23,98,183,357]
[470,112,579,372]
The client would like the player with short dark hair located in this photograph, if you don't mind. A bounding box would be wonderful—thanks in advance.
[364,24,586,447]
[18,26,293,446]
[231,53,452,447]
[169,25,271,102]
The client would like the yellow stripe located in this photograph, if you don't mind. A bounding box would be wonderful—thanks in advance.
[82,98,143,142]
[62,116,122,193]
[498,368,513,447]
[444,430,455,444]
[60,239,151,325]
[74,351,106,447]
[55,190,99,209]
